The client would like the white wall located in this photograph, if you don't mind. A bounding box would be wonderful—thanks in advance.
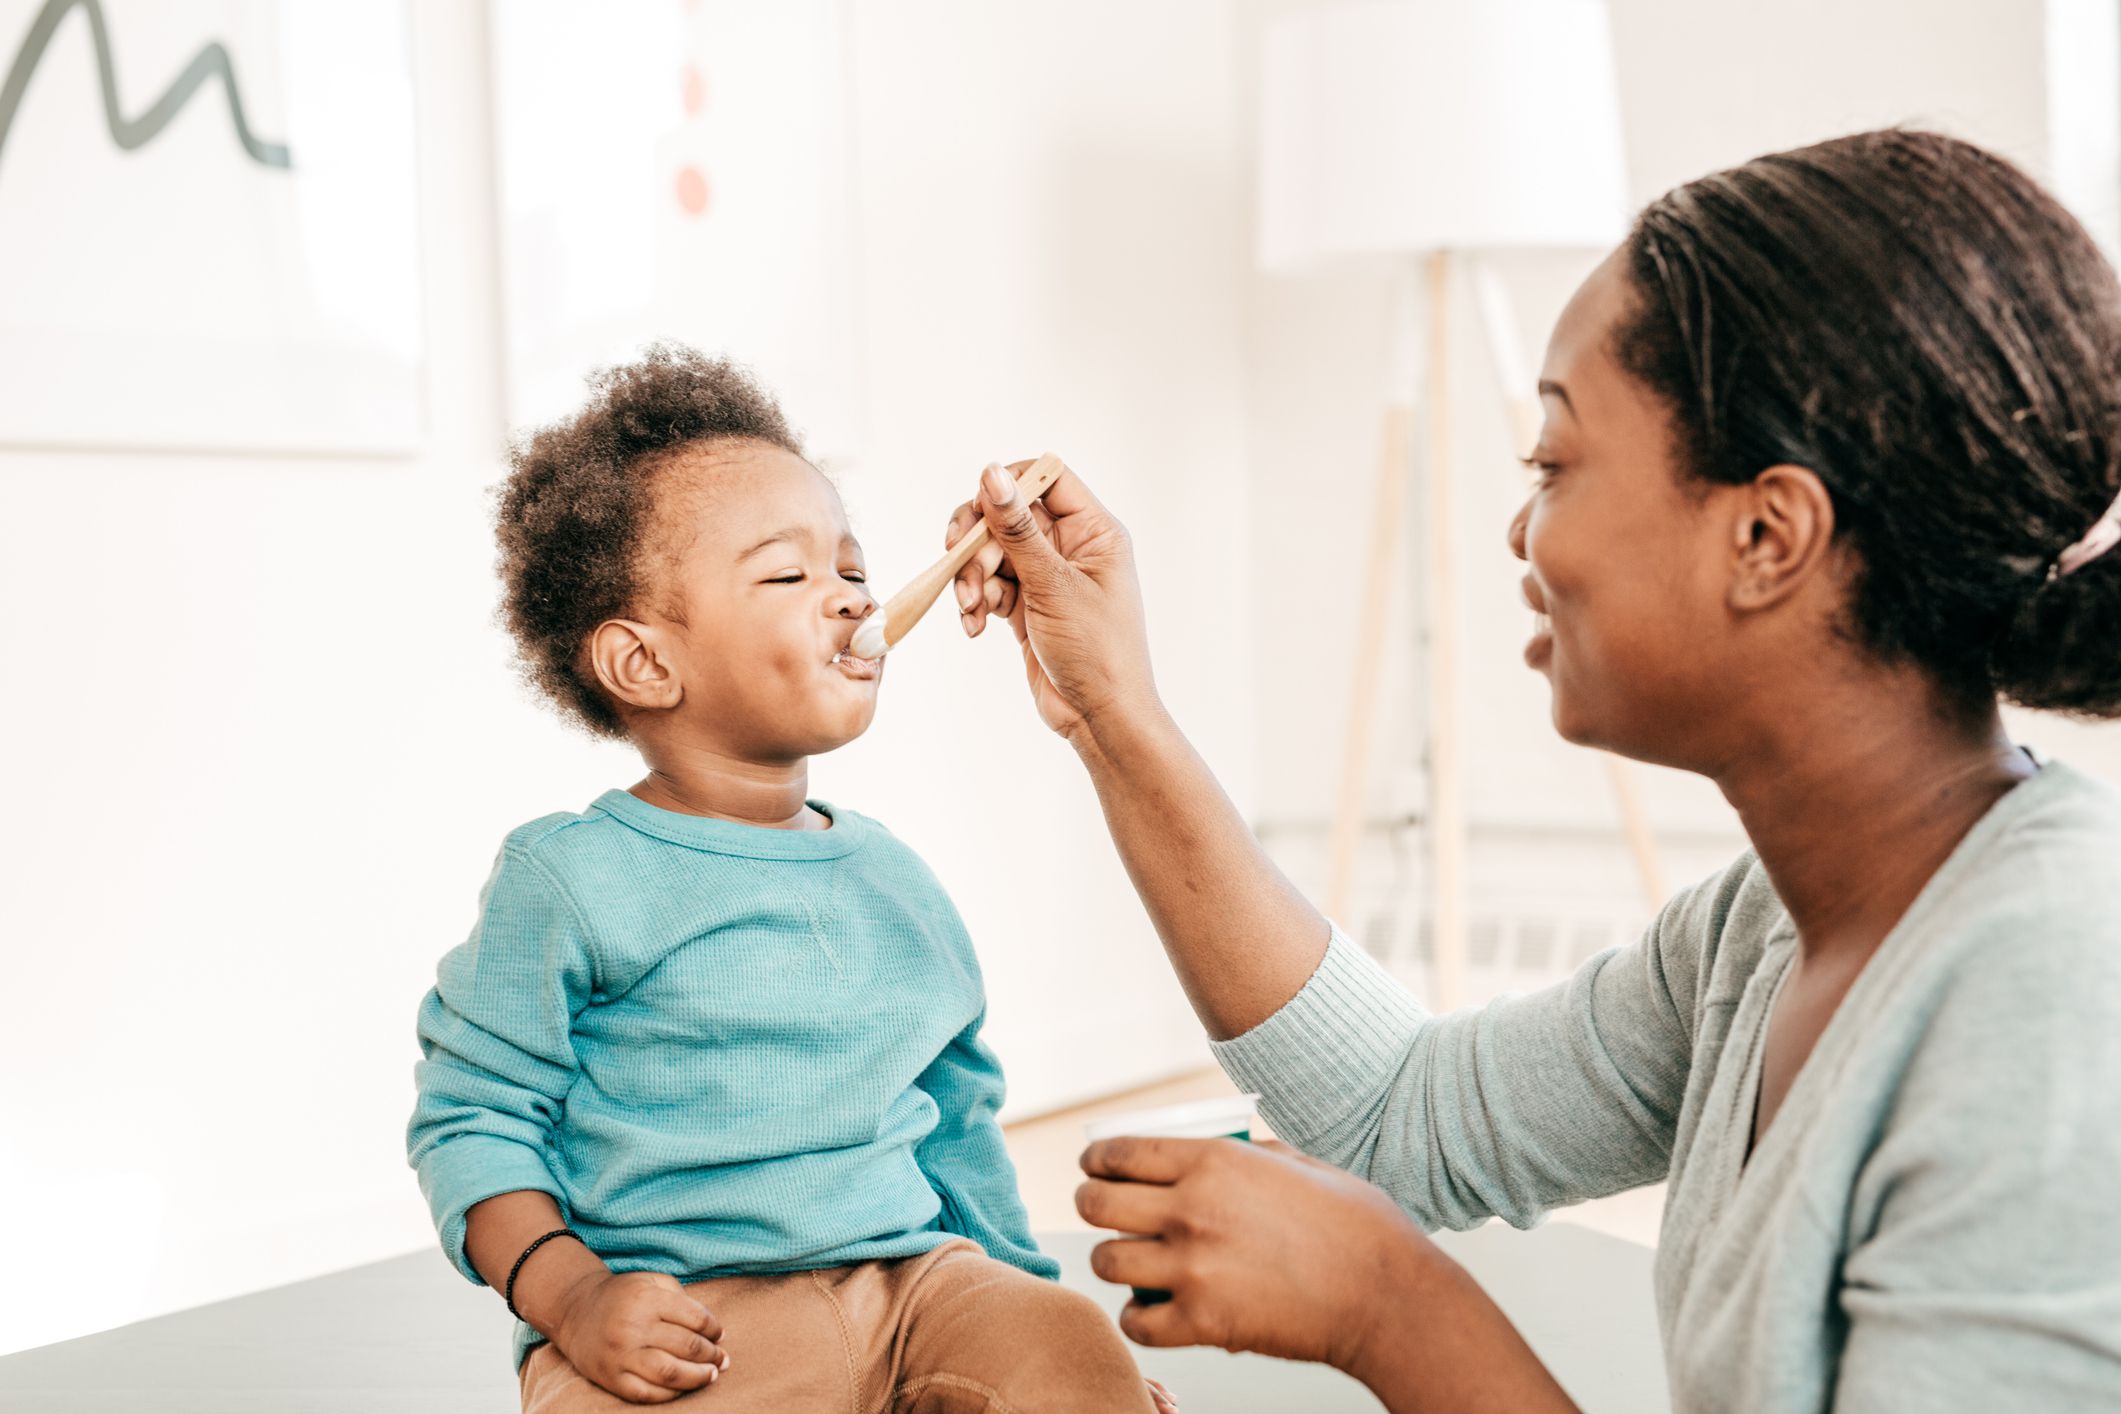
[0,0,1254,1353]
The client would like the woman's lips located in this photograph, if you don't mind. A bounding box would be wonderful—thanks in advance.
[1525,611,1553,668]
[1521,578,1553,668]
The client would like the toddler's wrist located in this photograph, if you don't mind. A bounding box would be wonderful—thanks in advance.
[513,1244,609,1338]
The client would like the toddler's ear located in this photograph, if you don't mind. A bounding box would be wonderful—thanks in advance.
[588,618,683,715]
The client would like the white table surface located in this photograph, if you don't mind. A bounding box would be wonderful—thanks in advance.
[0,1223,1666,1412]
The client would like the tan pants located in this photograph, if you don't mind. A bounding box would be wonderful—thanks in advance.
[518,1239,1156,1413]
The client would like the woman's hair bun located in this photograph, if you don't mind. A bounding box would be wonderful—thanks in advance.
[1993,548,2121,718]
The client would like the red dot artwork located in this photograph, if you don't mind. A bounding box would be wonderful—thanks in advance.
[675,165,710,216]
[681,65,704,115]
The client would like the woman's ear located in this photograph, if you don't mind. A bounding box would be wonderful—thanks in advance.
[1728,463,1837,614]
[587,618,684,715]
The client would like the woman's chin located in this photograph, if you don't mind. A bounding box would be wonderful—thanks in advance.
[1546,685,1597,749]
[1549,695,1655,764]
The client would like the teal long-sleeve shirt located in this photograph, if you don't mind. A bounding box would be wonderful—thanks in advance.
[406,790,1057,1372]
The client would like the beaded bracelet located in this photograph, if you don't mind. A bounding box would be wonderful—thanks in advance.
[505,1226,585,1321]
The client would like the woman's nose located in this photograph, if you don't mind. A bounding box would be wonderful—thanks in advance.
[1506,498,1531,561]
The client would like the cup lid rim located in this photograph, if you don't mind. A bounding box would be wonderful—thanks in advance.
[1081,1093,1262,1142]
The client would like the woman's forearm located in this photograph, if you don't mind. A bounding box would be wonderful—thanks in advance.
[1348,1234,1581,1413]
[1070,699,1332,1041]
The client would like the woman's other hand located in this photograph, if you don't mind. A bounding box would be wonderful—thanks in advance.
[1074,1136,1423,1374]
[1076,1138,1580,1411]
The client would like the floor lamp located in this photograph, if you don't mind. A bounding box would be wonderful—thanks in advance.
[1258,0,1638,1009]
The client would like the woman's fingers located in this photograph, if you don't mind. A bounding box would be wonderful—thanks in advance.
[949,465,1072,640]
[956,467,1042,635]
[982,504,1052,591]
[1118,1296,1196,1349]
[1031,465,1110,523]
[1080,1136,1212,1184]
[959,479,1053,636]
[974,533,1008,581]
[1076,1176,1181,1235]
[1088,1234,1182,1292]
[948,503,985,633]
[1147,1376,1181,1414]
[942,456,1155,735]
[1023,501,1057,561]
[971,536,1008,628]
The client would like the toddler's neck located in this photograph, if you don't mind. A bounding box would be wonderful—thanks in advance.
[628,741,825,831]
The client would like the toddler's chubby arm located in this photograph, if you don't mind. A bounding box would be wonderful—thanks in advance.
[465,1189,727,1404]
[407,843,726,1402]
[911,1007,1060,1280]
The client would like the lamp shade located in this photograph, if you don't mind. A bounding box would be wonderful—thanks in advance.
[1258,0,1629,269]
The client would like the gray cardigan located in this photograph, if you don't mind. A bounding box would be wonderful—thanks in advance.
[1215,759,2121,1412]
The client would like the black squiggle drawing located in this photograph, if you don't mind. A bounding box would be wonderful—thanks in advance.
[0,0,292,176]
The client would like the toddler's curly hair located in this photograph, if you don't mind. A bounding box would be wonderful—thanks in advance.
[495,344,802,737]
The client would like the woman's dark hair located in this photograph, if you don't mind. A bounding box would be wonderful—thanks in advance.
[1614,128,2121,718]
[495,343,802,738]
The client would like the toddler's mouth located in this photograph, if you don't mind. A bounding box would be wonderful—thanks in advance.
[829,647,882,681]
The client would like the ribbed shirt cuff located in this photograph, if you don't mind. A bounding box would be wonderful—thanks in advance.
[417,1135,568,1287]
[1210,927,1427,1146]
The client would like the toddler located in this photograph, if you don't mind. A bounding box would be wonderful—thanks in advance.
[406,346,1165,1412]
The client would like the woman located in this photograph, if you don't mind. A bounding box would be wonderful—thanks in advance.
[947,130,2121,1411]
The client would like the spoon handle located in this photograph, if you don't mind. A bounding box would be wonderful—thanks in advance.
[879,452,1068,651]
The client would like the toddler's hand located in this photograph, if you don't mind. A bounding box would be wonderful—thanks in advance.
[552,1269,728,1404]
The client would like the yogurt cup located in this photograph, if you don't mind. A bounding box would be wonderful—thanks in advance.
[1082,1094,1262,1145]
[1083,1093,1262,1304]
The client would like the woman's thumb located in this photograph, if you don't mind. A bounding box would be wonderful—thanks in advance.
[980,462,1067,589]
